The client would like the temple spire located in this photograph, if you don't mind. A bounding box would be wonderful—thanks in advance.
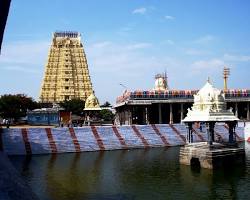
[40,31,95,103]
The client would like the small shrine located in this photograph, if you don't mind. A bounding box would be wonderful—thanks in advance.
[84,93,101,111]
[83,93,101,125]
[180,79,245,169]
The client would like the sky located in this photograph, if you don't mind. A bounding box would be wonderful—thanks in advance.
[0,0,250,104]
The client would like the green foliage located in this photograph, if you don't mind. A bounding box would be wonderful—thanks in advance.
[100,101,112,107]
[99,109,114,121]
[0,94,38,120]
[59,98,85,116]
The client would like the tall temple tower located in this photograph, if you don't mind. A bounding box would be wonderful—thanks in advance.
[40,31,94,103]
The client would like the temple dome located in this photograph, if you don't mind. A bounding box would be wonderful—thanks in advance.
[182,79,238,122]
[193,80,226,112]
[197,80,221,99]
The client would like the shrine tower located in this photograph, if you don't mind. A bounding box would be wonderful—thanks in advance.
[40,31,94,103]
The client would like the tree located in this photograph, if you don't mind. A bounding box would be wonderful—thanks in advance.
[0,94,38,121]
[59,98,85,116]
[99,109,114,121]
[100,101,112,107]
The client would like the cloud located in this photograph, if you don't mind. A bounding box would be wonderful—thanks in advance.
[120,27,132,32]
[117,23,137,36]
[165,15,175,20]
[164,40,174,45]
[223,53,250,62]
[0,40,49,66]
[185,48,209,55]
[132,7,147,14]
[0,40,50,100]
[85,40,192,99]
[86,41,153,73]
[1,65,40,74]
[194,35,215,44]
[91,41,112,48]
[126,43,151,50]
[191,59,225,71]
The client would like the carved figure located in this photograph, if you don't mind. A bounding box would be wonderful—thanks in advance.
[85,93,100,108]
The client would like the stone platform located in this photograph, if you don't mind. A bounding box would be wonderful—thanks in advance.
[179,142,245,169]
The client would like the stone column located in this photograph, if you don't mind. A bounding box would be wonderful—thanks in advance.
[128,108,132,125]
[169,103,173,124]
[125,110,128,125]
[247,102,250,121]
[235,102,238,118]
[211,123,215,142]
[207,122,215,146]
[158,104,162,124]
[228,121,237,144]
[228,122,233,143]
[122,110,125,125]
[115,113,120,126]
[131,107,135,125]
[145,107,149,124]
[125,108,132,125]
[187,122,193,143]
[180,103,184,123]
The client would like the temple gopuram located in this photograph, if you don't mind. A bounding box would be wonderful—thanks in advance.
[40,31,97,103]
[115,73,250,125]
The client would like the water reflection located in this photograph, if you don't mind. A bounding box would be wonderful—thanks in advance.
[9,143,250,200]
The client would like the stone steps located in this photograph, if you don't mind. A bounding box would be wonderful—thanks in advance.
[0,124,245,155]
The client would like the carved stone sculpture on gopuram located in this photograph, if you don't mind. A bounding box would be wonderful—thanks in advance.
[153,73,168,91]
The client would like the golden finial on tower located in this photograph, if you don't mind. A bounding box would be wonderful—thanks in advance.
[223,67,230,90]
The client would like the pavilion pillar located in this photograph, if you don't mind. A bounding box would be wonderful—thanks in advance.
[125,110,128,125]
[145,107,149,124]
[128,108,133,125]
[142,106,147,125]
[227,121,237,144]
[186,122,193,143]
[247,102,250,121]
[119,111,123,125]
[122,109,126,125]
[169,103,173,124]
[158,104,162,124]
[180,103,184,123]
[235,102,238,118]
[126,107,132,125]
[207,122,215,146]
[116,112,121,126]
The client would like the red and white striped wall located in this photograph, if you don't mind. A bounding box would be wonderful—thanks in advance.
[0,124,245,155]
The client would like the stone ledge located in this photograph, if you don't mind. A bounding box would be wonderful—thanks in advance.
[180,142,245,169]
